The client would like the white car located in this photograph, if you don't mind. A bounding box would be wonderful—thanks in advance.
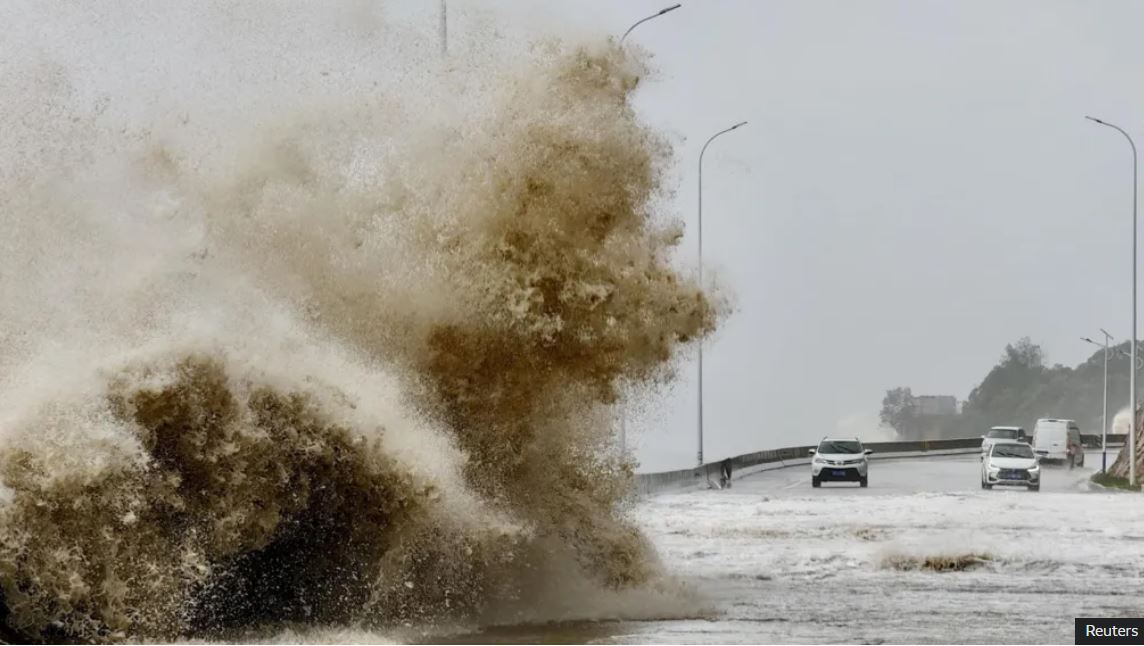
[980,426,1025,457]
[810,438,872,488]
[981,441,1041,491]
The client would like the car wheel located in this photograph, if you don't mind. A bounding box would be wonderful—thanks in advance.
[859,477,868,488]
[982,480,992,490]
[812,476,821,488]
[1028,485,1040,492]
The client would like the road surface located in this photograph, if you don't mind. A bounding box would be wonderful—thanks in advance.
[434,450,1144,644]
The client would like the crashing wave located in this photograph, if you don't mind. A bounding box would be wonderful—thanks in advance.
[0,4,720,641]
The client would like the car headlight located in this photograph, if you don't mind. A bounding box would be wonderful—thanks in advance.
[813,456,825,464]
[1028,463,1040,472]
[987,465,1000,474]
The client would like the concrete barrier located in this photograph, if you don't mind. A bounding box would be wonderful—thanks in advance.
[634,437,1128,495]
[636,437,985,496]
[1083,433,1126,448]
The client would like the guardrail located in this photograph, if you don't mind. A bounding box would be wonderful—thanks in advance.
[634,434,1129,495]
[1083,433,1126,448]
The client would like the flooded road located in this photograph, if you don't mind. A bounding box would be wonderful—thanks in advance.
[425,451,1144,644]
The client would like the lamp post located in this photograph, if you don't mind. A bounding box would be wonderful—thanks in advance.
[1086,116,1139,486]
[1116,346,1144,369]
[697,121,747,466]
[1082,329,1114,472]
[613,5,679,458]
[620,4,682,45]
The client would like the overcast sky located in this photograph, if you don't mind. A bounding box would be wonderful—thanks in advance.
[11,0,1143,472]
[408,0,1144,471]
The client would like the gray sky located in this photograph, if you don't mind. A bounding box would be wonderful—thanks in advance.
[11,0,1143,472]
[418,0,1144,471]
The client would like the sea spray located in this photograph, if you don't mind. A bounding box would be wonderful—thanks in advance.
[0,4,720,642]
[1109,405,1143,479]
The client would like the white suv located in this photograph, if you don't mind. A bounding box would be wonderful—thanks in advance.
[810,438,872,488]
[981,441,1040,491]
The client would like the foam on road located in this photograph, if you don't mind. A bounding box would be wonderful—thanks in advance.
[430,451,1144,644]
[620,450,1144,644]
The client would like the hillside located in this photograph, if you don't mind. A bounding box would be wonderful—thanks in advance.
[882,337,1136,439]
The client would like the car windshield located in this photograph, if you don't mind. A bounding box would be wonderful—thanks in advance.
[986,429,1018,439]
[992,444,1034,459]
[819,440,862,454]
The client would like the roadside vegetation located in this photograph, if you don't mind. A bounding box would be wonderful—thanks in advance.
[1090,471,1141,492]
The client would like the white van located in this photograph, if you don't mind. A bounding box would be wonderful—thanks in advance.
[1032,418,1084,466]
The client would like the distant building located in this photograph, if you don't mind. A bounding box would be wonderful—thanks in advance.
[915,395,958,416]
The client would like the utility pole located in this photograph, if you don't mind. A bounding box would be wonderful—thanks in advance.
[614,5,680,460]
[1086,116,1138,486]
[696,121,747,466]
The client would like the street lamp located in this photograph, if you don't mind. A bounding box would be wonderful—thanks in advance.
[697,121,748,466]
[1082,329,1114,472]
[620,4,682,45]
[613,4,679,459]
[1116,346,1144,369]
[1086,115,1139,486]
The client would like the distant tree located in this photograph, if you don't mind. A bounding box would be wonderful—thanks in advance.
[966,337,1046,415]
[880,387,917,436]
[1004,337,1044,369]
[881,336,1137,441]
